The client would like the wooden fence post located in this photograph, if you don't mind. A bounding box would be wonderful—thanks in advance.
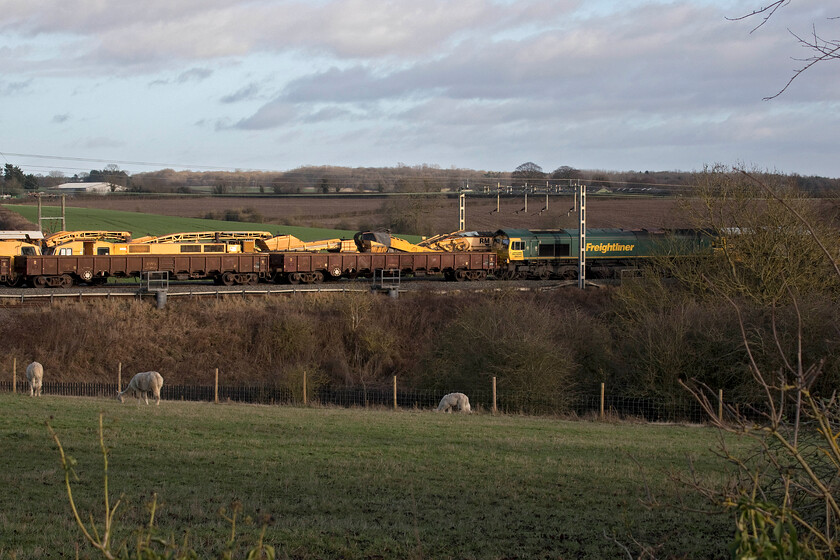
[117,362,122,392]
[718,389,724,423]
[600,382,605,419]
[393,376,397,410]
[12,358,16,394]
[303,370,307,405]
[492,377,497,414]
[214,368,219,404]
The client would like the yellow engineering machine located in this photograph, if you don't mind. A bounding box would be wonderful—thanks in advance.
[0,230,44,256]
[43,231,133,255]
[1,231,44,286]
[43,230,276,255]
[38,228,492,259]
[352,230,494,253]
[256,234,357,253]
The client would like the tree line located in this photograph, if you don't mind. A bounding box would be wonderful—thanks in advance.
[3,161,838,197]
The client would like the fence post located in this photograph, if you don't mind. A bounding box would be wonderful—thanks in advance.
[393,376,397,410]
[303,370,307,405]
[12,358,16,394]
[492,377,497,414]
[214,368,219,404]
[718,389,724,423]
[117,362,122,392]
[600,382,605,419]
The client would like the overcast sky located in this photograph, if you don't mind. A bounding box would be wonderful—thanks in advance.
[1,0,838,178]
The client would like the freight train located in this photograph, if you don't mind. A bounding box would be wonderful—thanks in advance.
[491,228,717,280]
[0,227,717,288]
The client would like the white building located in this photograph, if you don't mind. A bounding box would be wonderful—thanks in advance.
[55,182,127,194]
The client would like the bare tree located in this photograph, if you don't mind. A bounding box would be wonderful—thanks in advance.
[678,167,840,557]
[731,1,840,98]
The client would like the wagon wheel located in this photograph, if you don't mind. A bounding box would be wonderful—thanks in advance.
[80,269,94,283]
[312,271,325,284]
[537,267,551,281]
[221,272,236,286]
[330,266,342,278]
[59,274,74,288]
[454,269,468,282]
[287,272,301,285]
[31,276,48,289]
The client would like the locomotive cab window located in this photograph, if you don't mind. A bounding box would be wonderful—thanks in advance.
[511,241,525,251]
[97,247,110,255]
[58,248,73,255]
[21,246,37,256]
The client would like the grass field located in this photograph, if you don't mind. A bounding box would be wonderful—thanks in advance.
[0,393,738,559]
[1,204,372,242]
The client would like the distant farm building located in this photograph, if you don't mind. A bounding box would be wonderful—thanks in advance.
[55,182,127,194]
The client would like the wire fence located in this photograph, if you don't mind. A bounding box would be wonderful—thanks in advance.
[1,380,709,423]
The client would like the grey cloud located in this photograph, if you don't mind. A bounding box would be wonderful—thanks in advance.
[1,78,34,95]
[52,113,70,123]
[281,66,414,103]
[177,67,213,83]
[220,83,260,103]
[302,106,355,123]
[232,99,299,130]
[1,0,578,70]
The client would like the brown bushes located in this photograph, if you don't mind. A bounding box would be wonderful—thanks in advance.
[1,286,836,408]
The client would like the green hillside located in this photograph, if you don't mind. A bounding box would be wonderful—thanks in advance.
[2,204,364,241]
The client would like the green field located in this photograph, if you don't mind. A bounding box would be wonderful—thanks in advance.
[0,394,738,559]
[1,205,364,242]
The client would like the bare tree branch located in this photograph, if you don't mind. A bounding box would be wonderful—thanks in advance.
[726,0,790,33]
[728,2,840,98]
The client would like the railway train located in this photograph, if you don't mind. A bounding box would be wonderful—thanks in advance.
[0,227,717,288]
[491,228,717,280]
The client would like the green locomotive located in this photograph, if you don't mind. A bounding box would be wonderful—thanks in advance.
[491,228,717,280]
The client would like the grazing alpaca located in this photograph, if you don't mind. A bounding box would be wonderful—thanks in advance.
[437,392,471,413]
[25,361,43,397]
[117,371,164,405]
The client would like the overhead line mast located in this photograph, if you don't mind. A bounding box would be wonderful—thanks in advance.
[578,181,586,290]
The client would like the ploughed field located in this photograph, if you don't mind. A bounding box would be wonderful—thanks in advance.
[1,394,737,559]
[57,194,697,232]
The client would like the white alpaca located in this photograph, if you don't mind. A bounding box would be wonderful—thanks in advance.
[437,392,471,413]
[25,361,43,397]
[117,371,164,405]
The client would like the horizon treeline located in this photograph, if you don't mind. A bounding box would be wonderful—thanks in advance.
[5,162,840,196]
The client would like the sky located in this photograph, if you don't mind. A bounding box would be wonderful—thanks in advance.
[1,0,838,178]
